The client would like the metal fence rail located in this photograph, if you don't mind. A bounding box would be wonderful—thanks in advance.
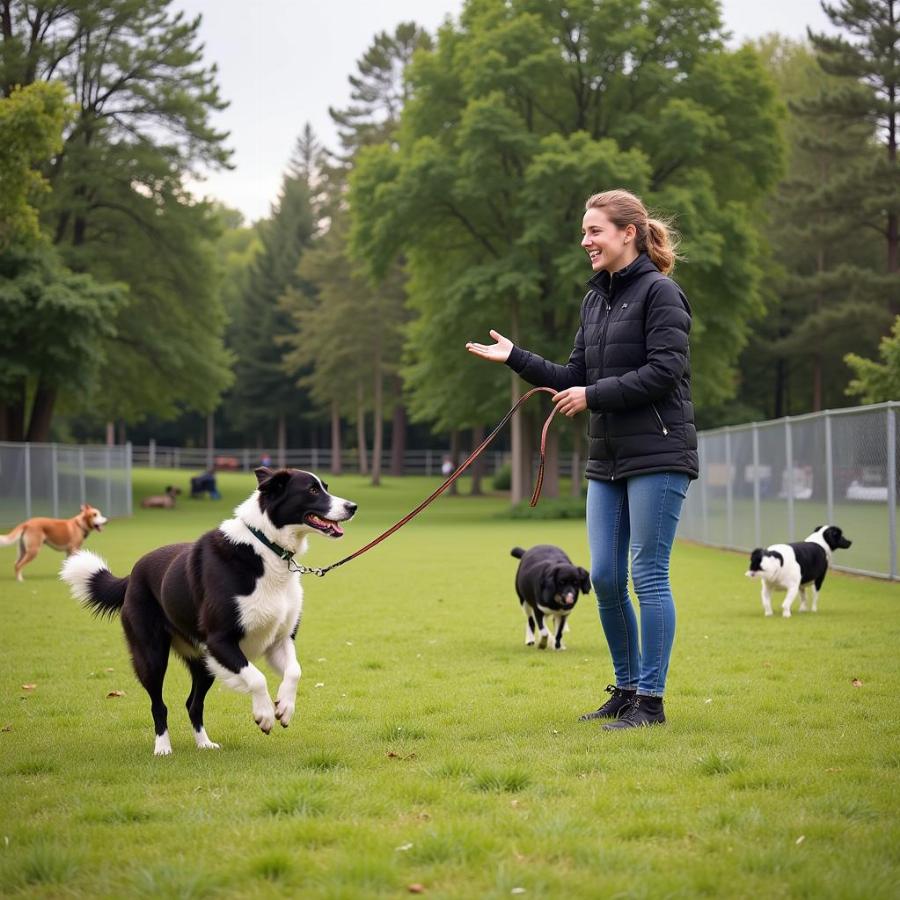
[0,441,132,524]
[679,402,899,580]
[131,443,517,477]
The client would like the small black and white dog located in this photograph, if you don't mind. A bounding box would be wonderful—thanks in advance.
[745,525,852,617]
[511,545,591,650]
[61,468,356,755]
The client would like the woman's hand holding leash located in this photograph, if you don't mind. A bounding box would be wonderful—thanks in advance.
[465,329,513,363]
[552,387,587,417]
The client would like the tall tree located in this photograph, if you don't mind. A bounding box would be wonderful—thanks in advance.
[807,0,900,313]
[726,37,889,423]
[1,0,234,433]
[0,80,128,441]
[351,0,783,501]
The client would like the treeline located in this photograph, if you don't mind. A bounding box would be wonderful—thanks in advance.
[1,0,898,500]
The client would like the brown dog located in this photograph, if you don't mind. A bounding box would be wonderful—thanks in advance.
[0,504,108,581]
[140,486,181,509]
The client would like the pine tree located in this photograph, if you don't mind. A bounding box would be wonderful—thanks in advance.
[229,151,316,459]
[807,0,900,312]
[730,37,889,422]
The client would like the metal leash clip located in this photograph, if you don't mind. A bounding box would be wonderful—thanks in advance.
[287,559,326,577]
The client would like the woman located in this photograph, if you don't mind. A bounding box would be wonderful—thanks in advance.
[466,189,698,729]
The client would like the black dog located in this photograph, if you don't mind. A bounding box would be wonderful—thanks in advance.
[511,545,591,650]
[745,524,852,617]
[61,468,356,755]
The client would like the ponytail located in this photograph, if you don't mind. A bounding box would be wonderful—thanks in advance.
[644,217,679,275]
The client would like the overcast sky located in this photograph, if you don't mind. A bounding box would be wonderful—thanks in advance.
[174,0,836,223]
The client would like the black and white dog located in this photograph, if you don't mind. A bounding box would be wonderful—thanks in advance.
[745,525,852,617]
[511,545,591,650]
[61,468,356,755]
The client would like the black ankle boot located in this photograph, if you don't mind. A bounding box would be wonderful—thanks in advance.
[602,694,665,729]
[578,684,637,721]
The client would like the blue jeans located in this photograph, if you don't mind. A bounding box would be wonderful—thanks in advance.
[586,472,689,697]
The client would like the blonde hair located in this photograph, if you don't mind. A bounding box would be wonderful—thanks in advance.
[584,189,680,275]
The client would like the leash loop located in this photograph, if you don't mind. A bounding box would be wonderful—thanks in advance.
[302,385,561,578]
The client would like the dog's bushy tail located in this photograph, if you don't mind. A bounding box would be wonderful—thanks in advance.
[60,550,128,618]
[0,525,23,547]
[511,547,525,559]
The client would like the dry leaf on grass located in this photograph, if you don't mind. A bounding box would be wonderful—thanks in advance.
[851,678,863,687]
[106,690,126,698]
[408,885,425,894]
[21,684,36,691]
[1,724,11,732]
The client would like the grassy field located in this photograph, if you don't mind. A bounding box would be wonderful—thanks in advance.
[1,468,898,899]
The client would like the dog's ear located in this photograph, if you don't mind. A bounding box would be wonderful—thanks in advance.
[255,468,291,494]
[578,567,591,594]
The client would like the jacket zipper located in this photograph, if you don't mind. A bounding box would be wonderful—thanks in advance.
[599,295,616,478]
[651,403,669,436]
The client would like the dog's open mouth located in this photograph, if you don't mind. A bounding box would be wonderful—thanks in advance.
[304,513,345,538]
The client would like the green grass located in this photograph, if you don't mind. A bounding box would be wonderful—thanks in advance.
[1,468,898,898]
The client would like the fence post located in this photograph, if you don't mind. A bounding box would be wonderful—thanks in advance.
[149,438,156,469]
[126,442,133,517]
[426,450,432,477]
[79,447,86,503]
[887,406,897,580]
[24,443,32,519]
[825,413,834,525]
[785,418,795,540]
[752,424,761,547]
[699,439,708,543]
[105,445,112,513]
[725,428,733,547]
[51,443,59,517]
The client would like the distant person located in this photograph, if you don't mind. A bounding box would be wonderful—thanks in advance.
[260,451,273,468]
[466,189,698,729]
[441,455,454,477]
[190,468,221,500]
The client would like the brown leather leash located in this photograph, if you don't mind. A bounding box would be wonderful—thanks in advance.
[291,386,561,578]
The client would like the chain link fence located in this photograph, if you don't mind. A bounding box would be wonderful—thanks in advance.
[679,403,899,580]
[0,442,132,525]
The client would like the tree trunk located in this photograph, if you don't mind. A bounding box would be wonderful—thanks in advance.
[773,358,785,419]
[356,382,368,475]
[330,400,342,474]
[25,382,56,443]
[371,359,383,486]
[106,421,115,446]
[1,379,27,441]
[390,397,406,476]
[206,412,215,469]
[277,414,286,467]
[470,424,485,495]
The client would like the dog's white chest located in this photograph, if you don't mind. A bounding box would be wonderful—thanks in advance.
[237,570,303,658]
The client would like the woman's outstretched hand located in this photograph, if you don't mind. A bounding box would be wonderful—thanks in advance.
[465,329,513,363]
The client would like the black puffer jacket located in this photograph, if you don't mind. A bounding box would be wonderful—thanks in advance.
[507,253,698,482]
